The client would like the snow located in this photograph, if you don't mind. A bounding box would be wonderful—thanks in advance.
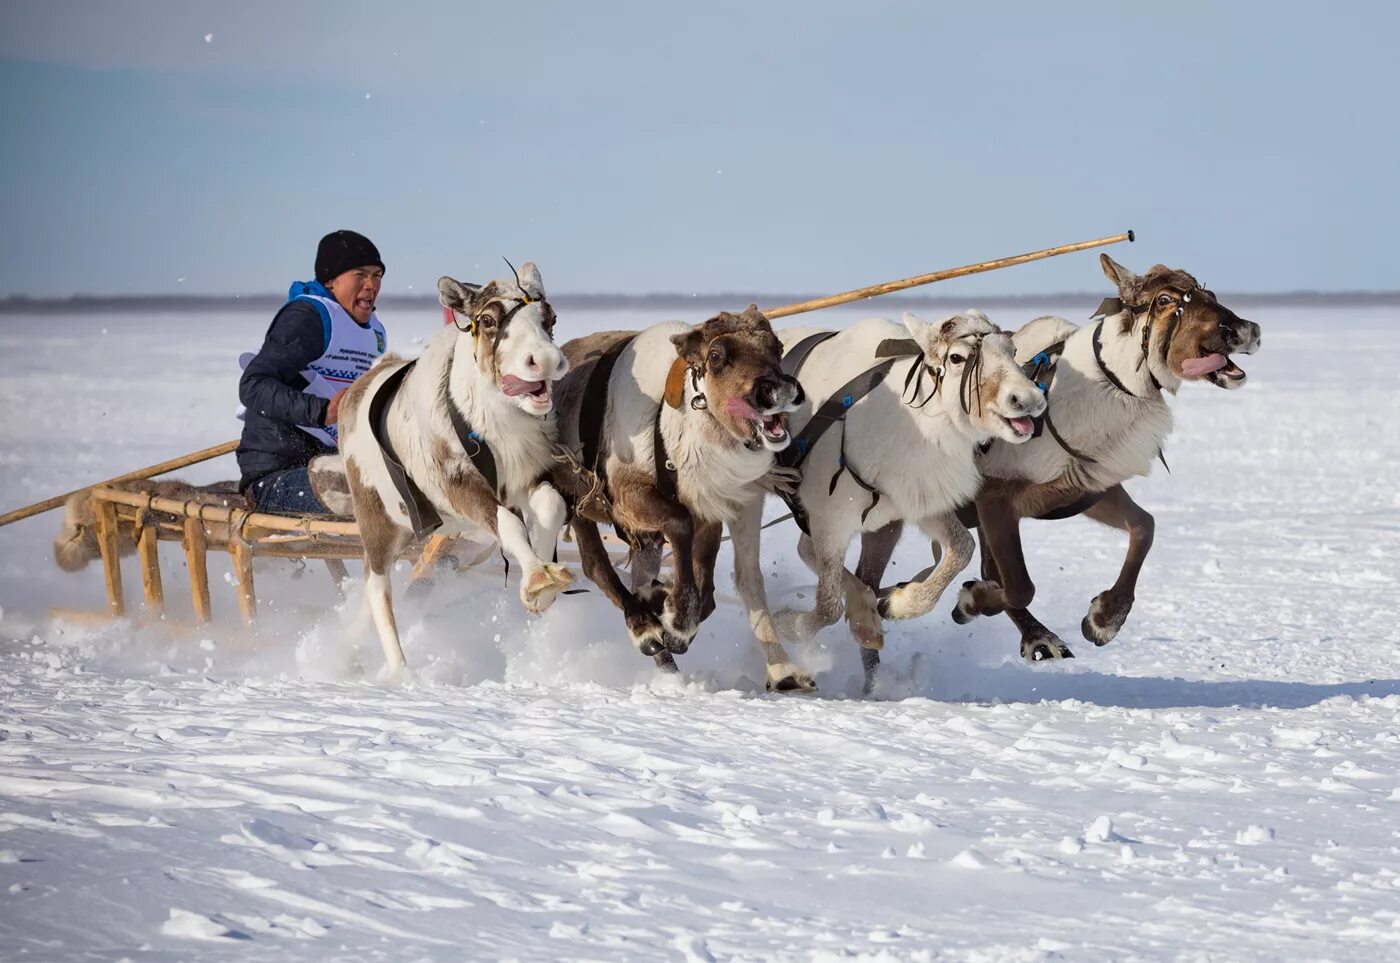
[1,300,1398,960]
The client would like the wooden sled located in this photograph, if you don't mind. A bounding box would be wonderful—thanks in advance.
[58,484,628,630]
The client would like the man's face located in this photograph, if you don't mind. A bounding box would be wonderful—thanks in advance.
[327,265,383,324]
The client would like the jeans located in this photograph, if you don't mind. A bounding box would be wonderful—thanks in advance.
[247,467,332,515]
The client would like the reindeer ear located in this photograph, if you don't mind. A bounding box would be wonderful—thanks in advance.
[438,276,482,312]
[1100,254,1141,301]
[670,327,705,367]
[517,261,545,300]
[901,311,934,346]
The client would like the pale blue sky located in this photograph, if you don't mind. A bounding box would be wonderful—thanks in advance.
[1,1,1395,297]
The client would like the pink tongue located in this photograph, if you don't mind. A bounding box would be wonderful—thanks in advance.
[501,375,545,397]
[1010,417,1034,436]
[725,397,761,420]
[1181,353,1228,377]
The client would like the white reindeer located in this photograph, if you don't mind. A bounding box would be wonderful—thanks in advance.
[729,311,1046,689]
[338,262,573,675]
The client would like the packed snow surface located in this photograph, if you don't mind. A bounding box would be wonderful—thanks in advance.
[1,300,1397,961]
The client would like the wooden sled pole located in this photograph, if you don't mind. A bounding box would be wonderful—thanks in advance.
[0,439,240,529]
[762,230,1134,320]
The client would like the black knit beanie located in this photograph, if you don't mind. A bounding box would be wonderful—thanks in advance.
[315,230,385,284]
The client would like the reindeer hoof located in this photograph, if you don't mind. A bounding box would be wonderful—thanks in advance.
[953,579,1002,624]
[663,633,691,655]
[1082,591,1131,645]
[638,637,664,657]
[522,563,575,614]
[767,672,816,693]
[653,650,680,674]
[1022,635,1075,662]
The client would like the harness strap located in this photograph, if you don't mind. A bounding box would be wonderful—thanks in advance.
[653,402,679,503]
[776,360,897,473]
[782,330,839,379]
[1043,409,1098,464]
[443,358,501,501]
[369,360,443,538]
[775,334,910,533]
[579,336,635,483]
[575,334,681,521]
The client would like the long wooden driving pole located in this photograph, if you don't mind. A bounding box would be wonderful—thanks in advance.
[0,439,240,529]
[762,230,1133,320]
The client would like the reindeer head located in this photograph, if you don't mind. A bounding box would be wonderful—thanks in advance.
[1101,255,1262,391]
[669,305,804,452]
[900,310,1045,444]
[438,261,569,415]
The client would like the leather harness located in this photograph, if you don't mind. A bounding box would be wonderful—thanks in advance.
[575,335,681,526]
[369,355,502,540]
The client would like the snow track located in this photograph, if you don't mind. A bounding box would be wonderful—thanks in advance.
[2,302,1398,960]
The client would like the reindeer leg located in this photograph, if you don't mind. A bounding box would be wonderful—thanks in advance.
[775,525,847,642]
[1079,484,1154,645]
[730,498,813,692]
[878,514,975,621]
[977,544,1075,662]
[438,471,571,613]
[953,490,1034,623]
[850,521,901,693]
[346,468,409,677]
[491,505,572,614]
[691,518,723,625]
[629,538,676,672]
[611,482,702,654]
[520,480,572,611]
[572,518,668,657]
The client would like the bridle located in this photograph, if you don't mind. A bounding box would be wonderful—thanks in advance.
[1093,283,1202,397]
[448,258,558,357]
[902,331,993,418]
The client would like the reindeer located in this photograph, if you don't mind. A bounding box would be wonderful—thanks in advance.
[855,254,1262,666]
[552,307,806,686]
[733,311,1045,690]
[338,262,574,675]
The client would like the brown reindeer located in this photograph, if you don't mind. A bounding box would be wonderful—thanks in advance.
[553,308,805,679]
[856,255,1262,669]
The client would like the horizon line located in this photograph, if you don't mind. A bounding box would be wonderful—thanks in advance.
[3,289,1398,314]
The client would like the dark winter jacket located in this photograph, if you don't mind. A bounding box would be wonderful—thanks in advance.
[236,300,336,491]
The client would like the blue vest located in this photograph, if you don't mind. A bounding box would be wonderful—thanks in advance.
[285,280,387,447]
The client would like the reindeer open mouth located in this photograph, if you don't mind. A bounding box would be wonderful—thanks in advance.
[501,374,552,407]
[1004,415,1036,438]
[725,396,791,450]
[1182,352,1247,387]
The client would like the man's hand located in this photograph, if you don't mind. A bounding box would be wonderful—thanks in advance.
[324,387,349,426]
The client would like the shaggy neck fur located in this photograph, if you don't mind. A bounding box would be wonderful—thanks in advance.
[390,325,558,505]
[659,374,775,523]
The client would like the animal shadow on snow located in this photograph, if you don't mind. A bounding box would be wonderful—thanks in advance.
[884,650,1400,711]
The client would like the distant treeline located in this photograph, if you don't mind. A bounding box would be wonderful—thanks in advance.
[2,290,1397,314]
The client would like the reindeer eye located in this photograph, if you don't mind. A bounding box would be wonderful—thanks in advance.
[948,353,966,365]
[707,349,723,366]
[1156,294,1174,307]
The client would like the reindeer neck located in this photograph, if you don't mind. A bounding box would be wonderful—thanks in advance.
[658,376,772,519]
[439,333,535,440]
[1067,314,1177,401]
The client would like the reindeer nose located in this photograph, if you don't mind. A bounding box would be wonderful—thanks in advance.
[753,376,778,410]
[1004,389,1032,412]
